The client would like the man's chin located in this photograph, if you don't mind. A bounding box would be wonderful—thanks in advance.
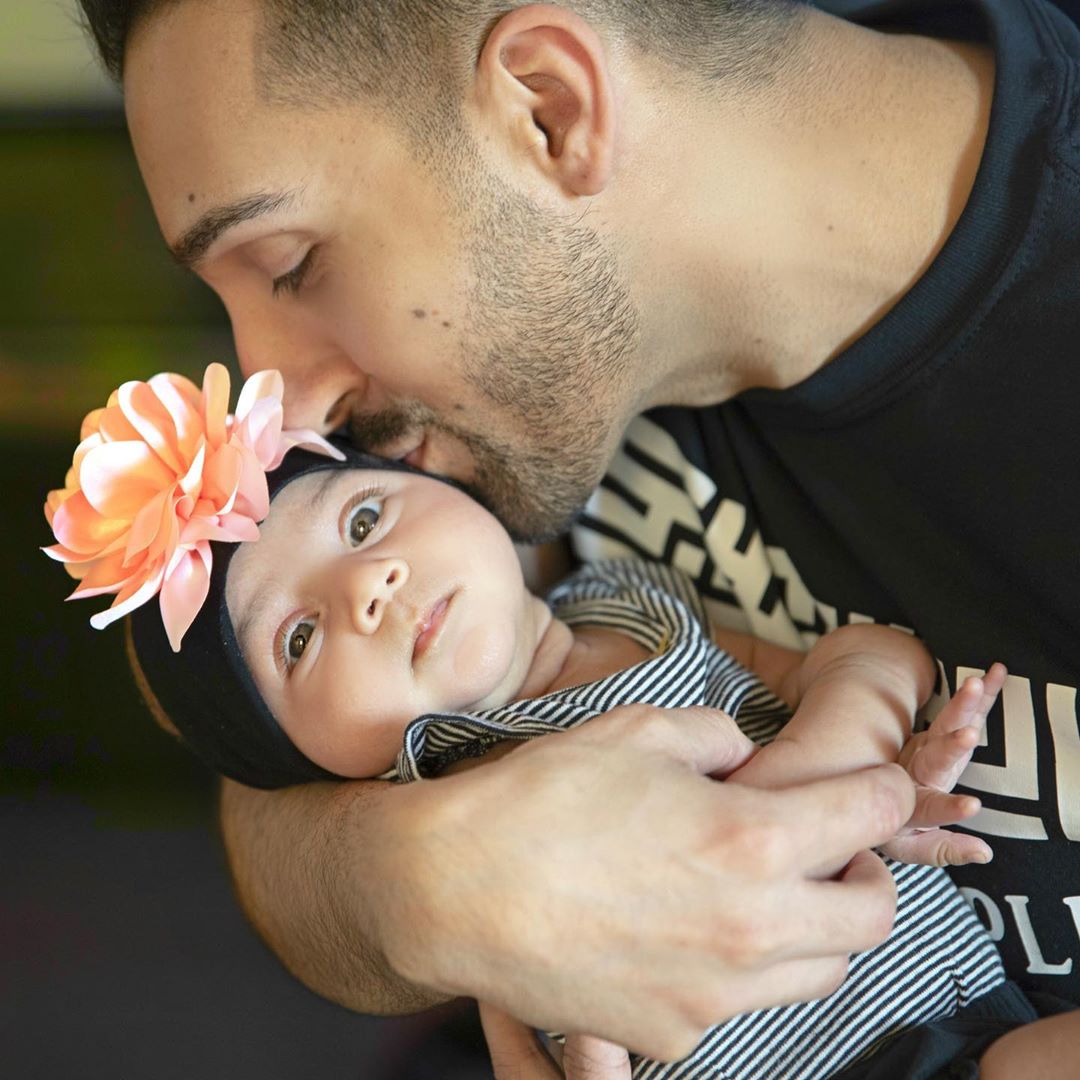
[481,483,592,545]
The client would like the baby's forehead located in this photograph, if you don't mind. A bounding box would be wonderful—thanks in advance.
[270,464,381,510]
[263,463,417,523]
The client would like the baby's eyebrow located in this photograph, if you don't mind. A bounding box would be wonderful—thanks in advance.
[230,471,345,651]
[233,588,274,660]
[306,469,346,515]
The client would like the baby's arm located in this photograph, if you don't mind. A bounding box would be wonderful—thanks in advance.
[720,622,936,787]
[719,624,993,865]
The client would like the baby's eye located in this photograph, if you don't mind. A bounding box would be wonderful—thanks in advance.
[287,620,316,664]
[347,497,383,546]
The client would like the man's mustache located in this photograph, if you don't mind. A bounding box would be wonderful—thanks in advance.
[344,405,428,451]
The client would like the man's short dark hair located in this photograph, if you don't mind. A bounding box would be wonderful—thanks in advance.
[78,0,806,119]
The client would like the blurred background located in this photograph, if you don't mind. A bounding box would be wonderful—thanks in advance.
[3,2,1079,1078]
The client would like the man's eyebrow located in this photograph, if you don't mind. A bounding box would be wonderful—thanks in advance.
[170,189,299,268]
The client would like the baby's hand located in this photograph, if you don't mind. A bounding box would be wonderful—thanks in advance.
[880,664,1005,867]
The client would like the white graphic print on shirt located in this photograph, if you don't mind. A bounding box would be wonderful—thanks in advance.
[572,415,1080,988]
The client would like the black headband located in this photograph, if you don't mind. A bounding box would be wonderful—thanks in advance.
[128,440,432,789]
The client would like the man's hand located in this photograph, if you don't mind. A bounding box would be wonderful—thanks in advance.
[371,704,914,1061]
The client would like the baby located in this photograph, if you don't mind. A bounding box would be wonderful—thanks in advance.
[44,367,1067,1080]
[124,447,1035,1080]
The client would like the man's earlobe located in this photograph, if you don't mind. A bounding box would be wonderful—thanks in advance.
[474,4,615,197]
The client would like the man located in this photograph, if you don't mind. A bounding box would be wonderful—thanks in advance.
[78,0,1079,1066]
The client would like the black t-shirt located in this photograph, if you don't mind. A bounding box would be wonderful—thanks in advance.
[574,0,1080,1002]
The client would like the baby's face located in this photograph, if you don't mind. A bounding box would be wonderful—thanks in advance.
[225,467,550,777]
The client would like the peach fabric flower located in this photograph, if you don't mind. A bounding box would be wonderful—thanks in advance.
[43,363,344,651]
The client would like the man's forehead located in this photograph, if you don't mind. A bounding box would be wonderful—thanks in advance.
[122,2,397,250]
[124,3,263,209]
[125,0,260,112]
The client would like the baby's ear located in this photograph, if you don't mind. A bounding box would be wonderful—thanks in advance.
[124,618,183,741]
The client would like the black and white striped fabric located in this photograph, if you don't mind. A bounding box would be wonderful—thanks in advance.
[388,559,1006,1079]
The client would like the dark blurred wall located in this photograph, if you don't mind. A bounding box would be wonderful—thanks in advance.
[0,114,489,1079]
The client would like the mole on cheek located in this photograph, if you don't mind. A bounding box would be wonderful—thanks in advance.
[442,321,452,328]
[187,193,196,203]
[411,308,427,319]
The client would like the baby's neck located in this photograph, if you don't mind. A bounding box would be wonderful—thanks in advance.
[515,619,654,701]
[440,620,655,777]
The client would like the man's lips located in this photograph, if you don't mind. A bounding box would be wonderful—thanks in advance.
[412,592,452,663]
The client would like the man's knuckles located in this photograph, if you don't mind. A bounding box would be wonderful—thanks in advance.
[710,818,791,880]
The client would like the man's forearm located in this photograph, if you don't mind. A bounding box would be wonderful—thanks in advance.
[219,775,452,1015]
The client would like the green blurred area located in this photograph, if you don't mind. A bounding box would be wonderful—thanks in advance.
[0,116,235,824]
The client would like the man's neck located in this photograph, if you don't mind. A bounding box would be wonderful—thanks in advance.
[607,6,995,407]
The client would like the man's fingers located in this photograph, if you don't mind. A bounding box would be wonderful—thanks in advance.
[480,1002,562,1080]
[778,764,916,874]
[776,849,899,960]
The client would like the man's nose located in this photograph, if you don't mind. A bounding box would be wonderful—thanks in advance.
[344,557,410,635]
[230,302,365,434]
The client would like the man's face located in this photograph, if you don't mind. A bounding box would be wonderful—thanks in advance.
[123,1,641,541]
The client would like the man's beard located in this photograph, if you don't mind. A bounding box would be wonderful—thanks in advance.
[351,162,641,542]
[346,400,607,543]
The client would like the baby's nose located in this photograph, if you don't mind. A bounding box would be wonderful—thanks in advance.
[349,558,409,635]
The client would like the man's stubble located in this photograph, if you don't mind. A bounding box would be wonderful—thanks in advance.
[349,159,642,543]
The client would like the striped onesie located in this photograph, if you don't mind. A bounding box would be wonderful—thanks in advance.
[388,559,1005,1079]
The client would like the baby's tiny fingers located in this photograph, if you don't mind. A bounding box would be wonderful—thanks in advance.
[909,732,978,790]
[562,1033,633,1079]
[936,833,994,867]
[909,789,981,830]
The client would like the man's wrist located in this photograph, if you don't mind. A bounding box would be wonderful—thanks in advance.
[351,775,462,995]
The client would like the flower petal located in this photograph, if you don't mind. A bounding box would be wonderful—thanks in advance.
[235,369,283,422]
[123,487,172,565]
[269,427,346,470]
[43,541,104,566]
[202,363,231,449]
[80,440,176,519]
[96,403,141,444]
[180,513,260,545]
[231,446,270,521]
[178,439,207,501]
[142,490,181,569]
[148,372,205,465]
[67,549,140,600]
[51,490,129,555]
[117,380,185,474]
[202,442,242,514]
[80,407,106,441]
[89,561,165,632]
[235,396,284,467]
[159,543,212,651]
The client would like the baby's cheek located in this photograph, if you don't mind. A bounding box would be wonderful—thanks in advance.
[451,623,512,701]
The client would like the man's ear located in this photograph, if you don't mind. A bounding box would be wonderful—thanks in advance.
[472,4,615,197]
